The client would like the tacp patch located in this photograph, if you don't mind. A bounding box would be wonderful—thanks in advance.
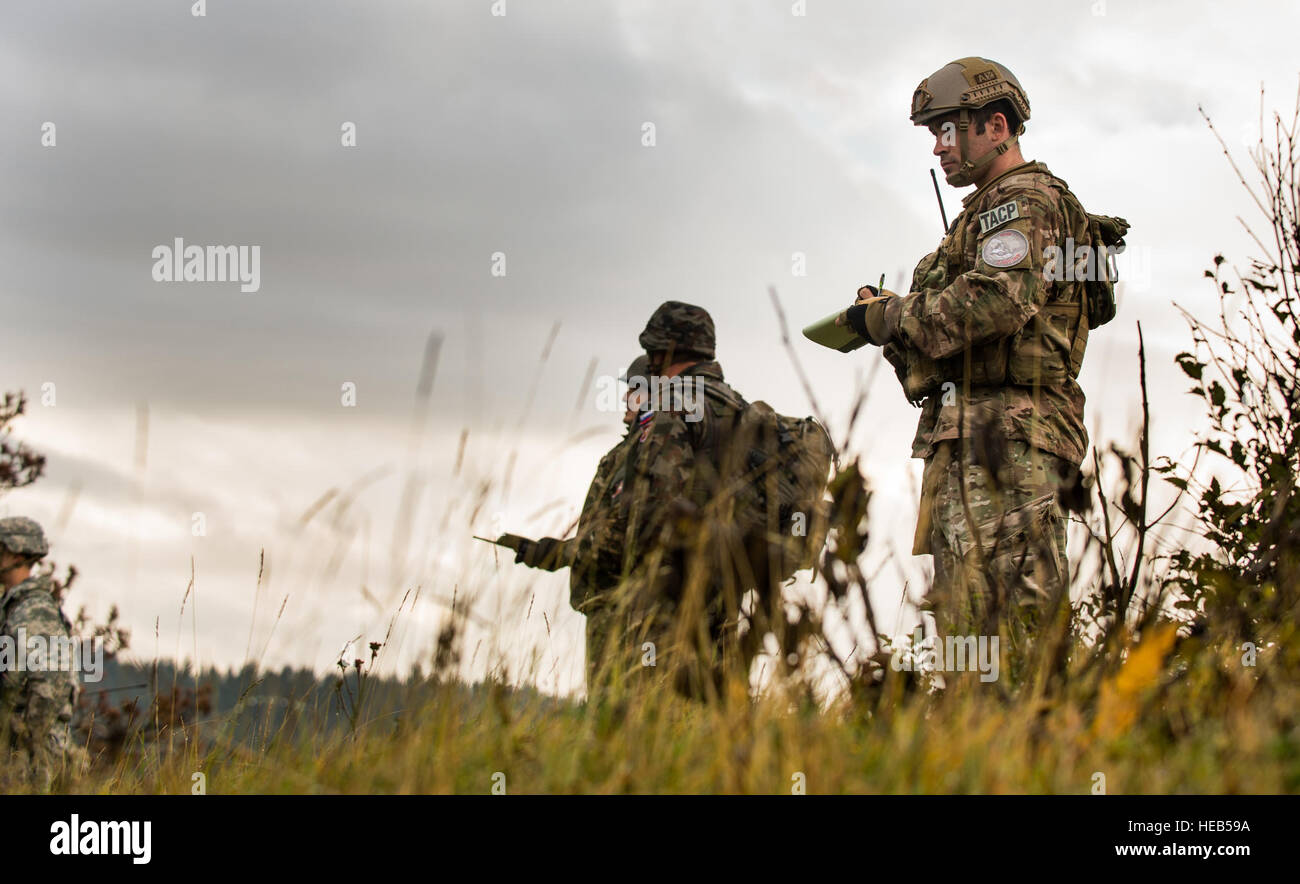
[980,228,1030,268]
[978,200,1020,234]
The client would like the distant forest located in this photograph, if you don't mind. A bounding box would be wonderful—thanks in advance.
[78,656,560,755]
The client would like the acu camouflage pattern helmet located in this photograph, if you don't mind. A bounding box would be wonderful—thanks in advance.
[639,301,716,360]
[0,516,48,558]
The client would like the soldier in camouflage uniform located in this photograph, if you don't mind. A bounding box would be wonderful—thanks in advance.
[507,355,650,689]
[841,58,1098,658]
[513,306,753,700]
[616,301,751,700]
[0,517,79,791]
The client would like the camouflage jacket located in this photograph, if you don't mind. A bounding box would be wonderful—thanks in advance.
[0,574,78,790]
[621,361,745,572]
[880,160,1091,467]
[568,419,641,613]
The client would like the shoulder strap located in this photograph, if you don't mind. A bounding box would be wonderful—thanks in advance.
[1038,178,1094,362]
[695,379,748,472]
[700,378,747,410]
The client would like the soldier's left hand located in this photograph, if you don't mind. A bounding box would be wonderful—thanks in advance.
[837,281,894,320]
[842,293,900,345]
[854,283,893,304]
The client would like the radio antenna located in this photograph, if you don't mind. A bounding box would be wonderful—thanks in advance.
[930,168,950,234]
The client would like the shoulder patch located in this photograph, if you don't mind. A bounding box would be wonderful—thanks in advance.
[980,229,1030,268]
[978,200,1020,234]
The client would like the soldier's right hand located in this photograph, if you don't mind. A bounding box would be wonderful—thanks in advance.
[516,536,564,569]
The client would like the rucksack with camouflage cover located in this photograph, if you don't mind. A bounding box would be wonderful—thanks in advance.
[1046,179,1130,330]
[699,383,835,587]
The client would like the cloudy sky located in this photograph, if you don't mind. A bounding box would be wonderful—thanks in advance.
[2,0,1296,696]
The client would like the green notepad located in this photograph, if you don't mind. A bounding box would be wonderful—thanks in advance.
[802,309,868,352]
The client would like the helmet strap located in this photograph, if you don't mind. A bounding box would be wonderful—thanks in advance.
[945,108,1019,187]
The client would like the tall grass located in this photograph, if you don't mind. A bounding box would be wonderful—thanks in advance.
[7,84,1300,796]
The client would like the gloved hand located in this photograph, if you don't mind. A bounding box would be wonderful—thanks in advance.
[835,285,900,345]
[515,536,564,570]
[854,283,886,303]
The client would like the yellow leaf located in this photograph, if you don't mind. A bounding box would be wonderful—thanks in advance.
[1091,623,1178,741]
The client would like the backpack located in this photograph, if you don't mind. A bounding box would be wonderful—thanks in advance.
[1049,179,1130,329]
[700,383,836,585]
[1082,212,1130,328]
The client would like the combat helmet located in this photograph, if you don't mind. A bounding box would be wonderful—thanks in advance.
[621,353,651,385]
[911,57,1031,186]
[639,301,716,361]
[620,354,653,420]
[0,516,48,559]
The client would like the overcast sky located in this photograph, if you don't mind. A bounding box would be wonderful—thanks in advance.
[2,0,1296,696]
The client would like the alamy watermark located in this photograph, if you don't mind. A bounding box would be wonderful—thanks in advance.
[49,815,150,864]
[595,373,705,422]
[0,630,104,682]
[1042,238,1152,293]
[151,237,261,293]
[889,626,1000,683]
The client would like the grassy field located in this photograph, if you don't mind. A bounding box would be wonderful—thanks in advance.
[8,90,1300,798]
[57,613,1299,794]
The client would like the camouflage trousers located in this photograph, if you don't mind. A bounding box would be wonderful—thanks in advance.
[920,439,1070,660]
[584,607,614,690]
[586,568,736,702]
[3,725,82,793]
[629,607,733,700]
[581,599,669,693]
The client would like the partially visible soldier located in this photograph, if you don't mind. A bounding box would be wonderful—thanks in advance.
[0,516,79,791]
[505,355,651,688]
[840,58,1112,661]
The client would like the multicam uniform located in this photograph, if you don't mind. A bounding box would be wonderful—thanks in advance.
[869,60,1102,646]
[881,159,1095,641]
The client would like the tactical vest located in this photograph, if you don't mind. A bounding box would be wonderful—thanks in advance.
[883,173,1117,403]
